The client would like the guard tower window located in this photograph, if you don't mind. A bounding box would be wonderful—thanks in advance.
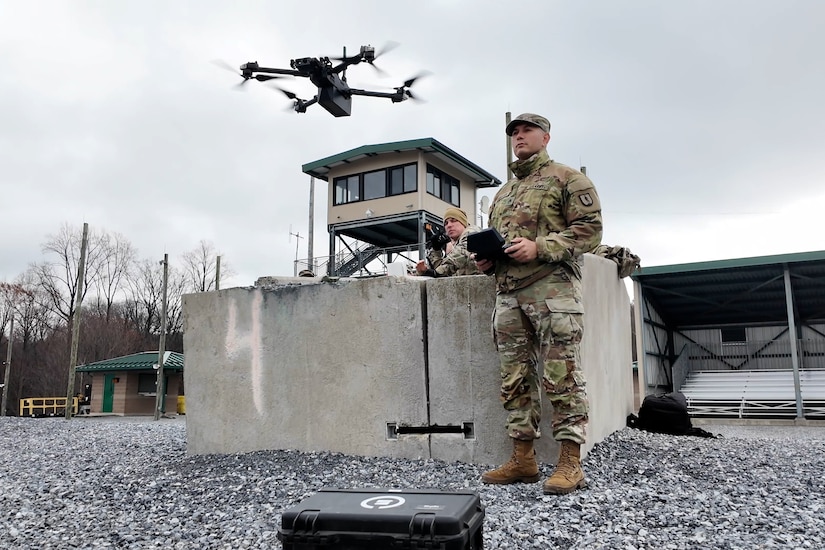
[390,164,418,195]
[333,163,417,205]
[721,327,746,344]
[426,164,459,206]
[334,174,360,204]
[363,170,386,200]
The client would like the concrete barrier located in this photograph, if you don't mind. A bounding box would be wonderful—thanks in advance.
[183,254,632,467]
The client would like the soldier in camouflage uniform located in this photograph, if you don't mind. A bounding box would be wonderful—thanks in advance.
[416,207,482,277]
[476,113,602,495]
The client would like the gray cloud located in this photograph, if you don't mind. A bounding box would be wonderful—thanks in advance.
[2,0,824,285]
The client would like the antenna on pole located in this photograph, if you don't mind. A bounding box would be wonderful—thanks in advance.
[478,195,490,226]
[289,225,305,276]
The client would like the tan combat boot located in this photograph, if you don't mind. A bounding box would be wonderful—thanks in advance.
[542,440,586,494]
[481,439,541,484]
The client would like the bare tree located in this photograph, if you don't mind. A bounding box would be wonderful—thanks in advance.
[181,240,232,292]
[124,258,165,337]
[91,231,136,322]
[32,222,106,326]
[164,268,187,337]
[13,270,54,353]
[123,258,186,350]
[0,282,11,347]
[1,278,42,414]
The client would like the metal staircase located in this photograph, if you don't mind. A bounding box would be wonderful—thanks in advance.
[334,243,384,277]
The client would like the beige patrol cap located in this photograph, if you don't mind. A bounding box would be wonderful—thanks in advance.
[443,207,469,228]
[506,113,551,136]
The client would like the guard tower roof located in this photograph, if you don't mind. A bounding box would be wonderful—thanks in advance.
[302,137,502,187]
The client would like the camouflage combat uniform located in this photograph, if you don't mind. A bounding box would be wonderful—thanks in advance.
[426,225,483,277]
[488,148,602,444]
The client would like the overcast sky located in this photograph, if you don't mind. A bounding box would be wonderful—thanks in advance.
[2,0,824,288]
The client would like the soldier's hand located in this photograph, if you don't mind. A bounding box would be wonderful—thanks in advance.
[504,237,538,263]
[475,257,495,274]
[415,260,428,274]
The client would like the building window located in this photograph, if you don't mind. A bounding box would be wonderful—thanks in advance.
[426,164,460,206]
[333,163,417,205]
[721,327,746,344]
[363,169,386,201]
[334,175,360,205]
[403,164,416,192]
[138,374,158,395]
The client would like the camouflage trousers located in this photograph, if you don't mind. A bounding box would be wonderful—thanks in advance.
[492,279,589,444]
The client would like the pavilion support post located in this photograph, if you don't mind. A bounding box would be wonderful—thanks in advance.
[783,265,804,418]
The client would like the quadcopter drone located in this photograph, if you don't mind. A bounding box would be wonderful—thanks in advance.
[217,44,427,117]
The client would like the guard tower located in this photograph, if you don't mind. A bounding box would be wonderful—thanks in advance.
[302,138,501,276]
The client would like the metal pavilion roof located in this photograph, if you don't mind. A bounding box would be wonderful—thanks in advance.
[76,351,184,372]
[630,250,825,329]
[301,137,502,187]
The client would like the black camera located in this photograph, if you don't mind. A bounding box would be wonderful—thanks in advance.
[425,223,451,250]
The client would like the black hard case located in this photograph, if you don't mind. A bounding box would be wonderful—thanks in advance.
[278,488,484,549]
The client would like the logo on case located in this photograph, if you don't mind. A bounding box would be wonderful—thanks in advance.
[360,496,406,509]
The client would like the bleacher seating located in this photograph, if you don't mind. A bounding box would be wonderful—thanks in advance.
[680,369,825,419]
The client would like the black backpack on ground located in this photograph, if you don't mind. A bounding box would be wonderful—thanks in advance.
[627,391,715,438]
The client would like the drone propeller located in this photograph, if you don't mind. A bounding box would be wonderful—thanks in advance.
[212,59,286,88]
[273,87,311,113]
[365,41,399,76]
[397,71,431,102]
[331,41,400,76]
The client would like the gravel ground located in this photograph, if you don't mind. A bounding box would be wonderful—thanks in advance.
[1,416,823,549]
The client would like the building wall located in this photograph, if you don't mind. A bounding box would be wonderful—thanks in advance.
[325,151,480,227]
[86,371,181,415]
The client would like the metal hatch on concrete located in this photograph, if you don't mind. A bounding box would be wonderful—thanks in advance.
[631,250,825,420]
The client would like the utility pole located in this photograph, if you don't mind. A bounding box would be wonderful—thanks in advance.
[215,255,221,291]
[1,283,31,416]
[505,111,513,179]
[65,222,89,420]
[308,175,315,273]
[154,254,169,420]
[1,314,13,417]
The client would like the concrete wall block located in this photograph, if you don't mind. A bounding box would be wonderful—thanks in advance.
[183,255,633,467]
[184,278,429,457]
[425,256,632,466]
[580,254,634,447]
[423,274,559,466]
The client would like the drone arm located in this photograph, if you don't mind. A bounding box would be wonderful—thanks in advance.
[301,96,319,108]
[331,57,363,74]
[292,96,319,113]
[347,88,406,102]
[250,66,303,77]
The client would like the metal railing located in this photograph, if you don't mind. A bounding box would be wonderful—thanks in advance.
[20,397,79,417]
[295,243,425,278]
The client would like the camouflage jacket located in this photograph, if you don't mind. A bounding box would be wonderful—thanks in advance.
[427,225,482,277]
[488,149,603,293]
[592,244,641,278]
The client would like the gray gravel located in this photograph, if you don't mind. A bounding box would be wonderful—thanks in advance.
[1,416,823,549]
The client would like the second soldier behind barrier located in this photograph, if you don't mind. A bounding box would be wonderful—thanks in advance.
[416,207,482,277]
